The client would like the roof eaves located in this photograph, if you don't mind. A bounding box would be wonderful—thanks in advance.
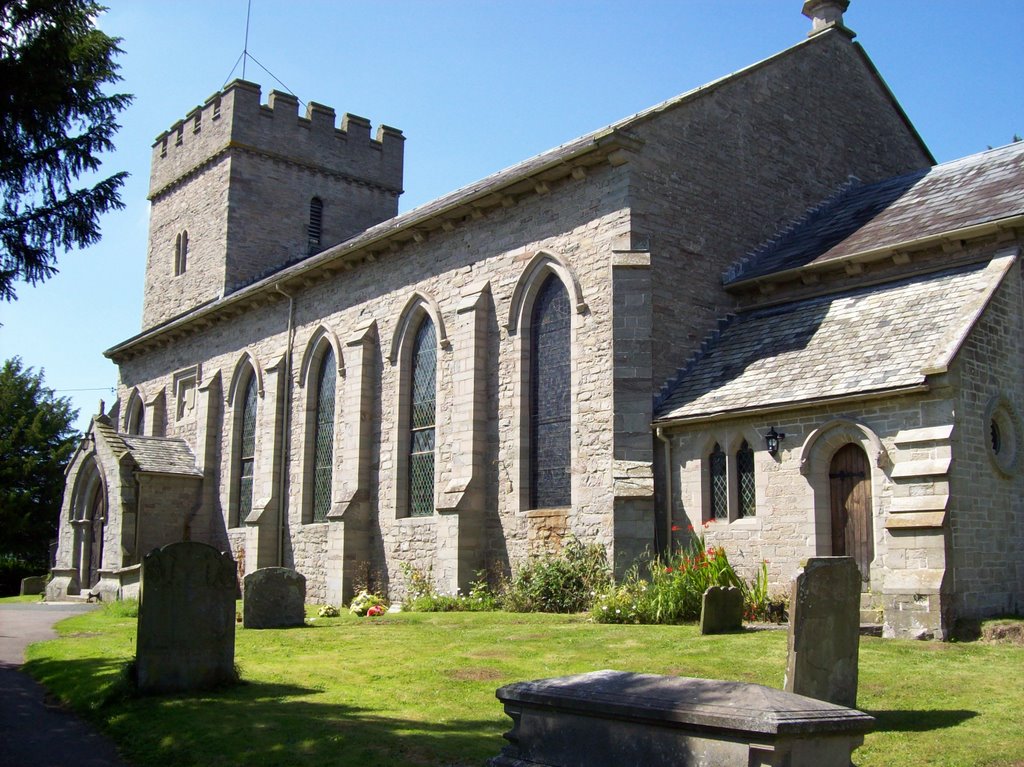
[725,214,1024,294]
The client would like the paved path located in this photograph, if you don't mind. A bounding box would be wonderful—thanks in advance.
[0,602,131,767]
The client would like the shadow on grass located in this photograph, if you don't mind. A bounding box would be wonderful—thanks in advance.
[23,655,504,767]
[867,708,978,733]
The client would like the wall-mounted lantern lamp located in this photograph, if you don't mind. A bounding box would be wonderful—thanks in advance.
[765,427,786,456]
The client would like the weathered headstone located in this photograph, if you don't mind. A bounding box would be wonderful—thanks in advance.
[20,575,46,596]
[243,567,306,628]
[784,556,861,707]
[136,541,237,694]
[699,585,744,634]
[491,670,874,767]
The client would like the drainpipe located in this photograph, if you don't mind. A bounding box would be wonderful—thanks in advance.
[275,283,295,568]
[655,427,673,555]
[133,474,143,565]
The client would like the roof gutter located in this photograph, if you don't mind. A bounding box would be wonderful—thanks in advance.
[653,383,930,431]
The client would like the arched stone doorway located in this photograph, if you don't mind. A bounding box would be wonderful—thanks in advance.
[829,443,874,585]
[72,460,106,592]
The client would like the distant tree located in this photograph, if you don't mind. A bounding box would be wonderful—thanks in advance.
[0,357,78,570]
[0,0,132,301]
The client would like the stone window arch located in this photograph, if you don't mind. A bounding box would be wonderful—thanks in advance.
[391,294,445,519]
[174,230,188,276]
[124,388,145,435]
[528,273,572,508]
[298,328,344,523]
[508,251,586,511]
[708,442,728,520]
[736,440,756,518]
[227,354,263,528]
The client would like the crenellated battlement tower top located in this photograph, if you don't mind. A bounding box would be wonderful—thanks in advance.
[141,80,405,330]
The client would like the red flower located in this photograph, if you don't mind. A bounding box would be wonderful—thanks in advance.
[665,566,674,573]
[671,525,681,532]
[687,524,694,532]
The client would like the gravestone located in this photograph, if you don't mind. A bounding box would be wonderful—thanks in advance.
[20,575,46,596]
[136,541,237,694]
[699,585,744,634]
[243,567,306,628]
[784,556,861,707]
[491,670,874,767]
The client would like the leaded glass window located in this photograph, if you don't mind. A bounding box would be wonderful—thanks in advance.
[737,440,756,518]
[311,348,336,522]
[530,274,571,508]
[709,443,728,520]
[237,374,257,525]
[408,318,436,517]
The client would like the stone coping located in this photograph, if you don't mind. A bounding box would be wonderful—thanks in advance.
[496,670,875,737]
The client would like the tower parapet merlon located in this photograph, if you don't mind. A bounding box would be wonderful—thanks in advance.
[149,79,405,199]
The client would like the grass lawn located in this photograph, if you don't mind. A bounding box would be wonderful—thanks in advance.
[23,607,1024,767]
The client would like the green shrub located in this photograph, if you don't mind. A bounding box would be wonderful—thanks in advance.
[737,559,787,622]
[592,536,741,624]
[401,566,499,612]
[0,554,41,597]
[502,538,610,613]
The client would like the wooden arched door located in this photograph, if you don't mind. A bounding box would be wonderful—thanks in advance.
[829,443,873,585]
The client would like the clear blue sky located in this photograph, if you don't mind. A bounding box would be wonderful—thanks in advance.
[2,0,1021,432]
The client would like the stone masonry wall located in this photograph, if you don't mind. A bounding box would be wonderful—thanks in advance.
[632,31,932,394]
[666,392,956,633]
[948,257,1024,619]
[118,162,630,601]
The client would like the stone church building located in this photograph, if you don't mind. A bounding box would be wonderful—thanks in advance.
[49,2,1023,639]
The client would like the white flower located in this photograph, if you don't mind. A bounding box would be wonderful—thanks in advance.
[615,609,621,614]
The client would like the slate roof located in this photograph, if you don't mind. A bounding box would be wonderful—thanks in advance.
[725,141,1024,285]
[655,254,1015,423]
[119,435,202,477]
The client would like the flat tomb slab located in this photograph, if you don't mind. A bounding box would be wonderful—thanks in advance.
[491,670,874,767]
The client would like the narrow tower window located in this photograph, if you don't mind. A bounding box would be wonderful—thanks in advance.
[529,274,571,508]
[307,197,323,254]
[174,230,188,275]
[408,317,436,517]
[311,348,336,522]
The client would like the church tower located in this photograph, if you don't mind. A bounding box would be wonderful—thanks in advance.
[141,80,404,329]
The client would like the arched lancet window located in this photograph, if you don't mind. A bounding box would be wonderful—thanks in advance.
[709,443,728,520]
[736,440,756,518]
[530,273,571,508]
[236,373,258,525]
[126,394,145,435]
[307,197,323,254]
[174,230,188,275]
[311,347,336,522]
[408,317,436,517]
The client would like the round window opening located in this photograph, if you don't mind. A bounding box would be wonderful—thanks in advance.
[985,397,1021,477]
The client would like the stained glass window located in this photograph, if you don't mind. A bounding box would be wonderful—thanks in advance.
[530,274,571,508]
[237,374,257,525]
[737,440,756,518]
[710,443,727,520]
[311,348,336,522]
[408,318,436,517]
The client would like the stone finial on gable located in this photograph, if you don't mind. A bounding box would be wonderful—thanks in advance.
[802,0,851,36]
